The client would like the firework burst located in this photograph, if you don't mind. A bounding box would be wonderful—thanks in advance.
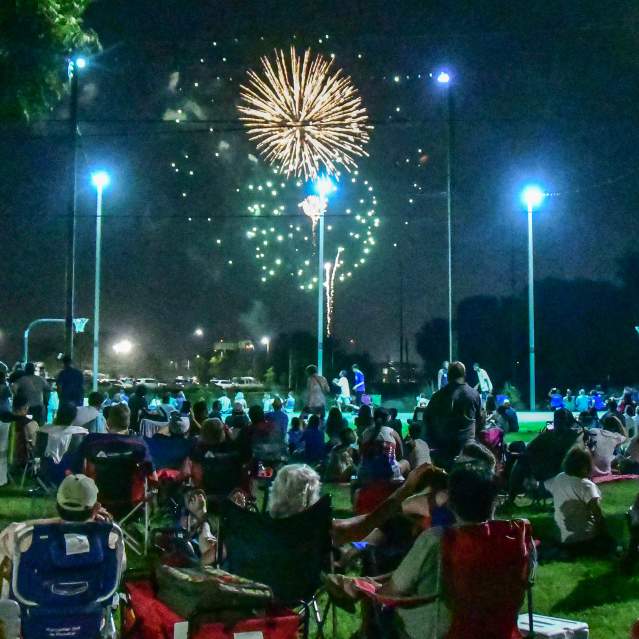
[238,47,371,180]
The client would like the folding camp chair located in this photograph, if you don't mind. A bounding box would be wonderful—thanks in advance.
[86,451,152,555]
[353,518,536,639]
[20,430,50,492]
[191,450,247,504]
[0,418,10,487]
[10,521,124,639]
[218,495,335,639]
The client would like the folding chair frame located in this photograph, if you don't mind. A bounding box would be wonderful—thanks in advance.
[116,477,150,556]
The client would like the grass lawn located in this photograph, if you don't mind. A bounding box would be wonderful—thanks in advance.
[2,478,638,637]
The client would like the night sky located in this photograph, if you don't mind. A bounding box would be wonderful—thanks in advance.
[2,1,639,371]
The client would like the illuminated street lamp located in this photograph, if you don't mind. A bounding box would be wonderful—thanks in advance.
[91,171,110,391]
[434,68,454,362]
[313,175,336,375]
[521,185,546,410]
[194,327,204,337]
[112,339,133,356]
[260,336,271,355]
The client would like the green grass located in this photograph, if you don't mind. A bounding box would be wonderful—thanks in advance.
[2,480,638,637]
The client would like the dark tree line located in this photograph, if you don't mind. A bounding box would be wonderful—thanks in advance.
[416,253,639,399]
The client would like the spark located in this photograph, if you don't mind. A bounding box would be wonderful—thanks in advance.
[298,194,326,240]
[324,247,344,336]
[238,47,371,180]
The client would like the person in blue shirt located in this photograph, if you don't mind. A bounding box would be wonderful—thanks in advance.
[301,414,326,463]
[284,391,296,413]
[437,361,449,390]
[265,396,289,441]
[548,388,564,410]
[352,364,366,405]
[56,355,84,407]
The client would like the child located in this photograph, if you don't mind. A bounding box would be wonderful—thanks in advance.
[544,446,611,556]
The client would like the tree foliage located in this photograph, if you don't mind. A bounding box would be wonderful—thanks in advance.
[0,0,99,120]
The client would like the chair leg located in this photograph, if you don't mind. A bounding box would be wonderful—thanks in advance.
[311,597,325,639]
[144,497,149,555]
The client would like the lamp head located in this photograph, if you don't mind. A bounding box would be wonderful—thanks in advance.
[314,176,336,200]
[521,185,545,209]
[91,171,110,189]
[436,71,451,84]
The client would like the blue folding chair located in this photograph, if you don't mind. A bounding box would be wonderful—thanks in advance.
[10,521,124,639]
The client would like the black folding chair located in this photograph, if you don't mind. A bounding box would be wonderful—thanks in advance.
[21,431,50,492]
[218,495,335,639]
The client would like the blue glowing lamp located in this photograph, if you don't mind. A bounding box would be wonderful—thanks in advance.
[91,171,110,190]
[521,185,545,210]
[314,176,336,200]
[436,71,451,84]
[75,56,87,69]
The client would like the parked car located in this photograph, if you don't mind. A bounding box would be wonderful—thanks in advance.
[135,377,166,391]
[217,376,264,391]
[209,378,232,388]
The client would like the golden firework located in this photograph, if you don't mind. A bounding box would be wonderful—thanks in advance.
[238,47,371,180]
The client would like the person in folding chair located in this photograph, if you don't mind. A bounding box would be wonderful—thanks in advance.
[78,402,157,555]
[328,463,535,639]
[0,474,122,596]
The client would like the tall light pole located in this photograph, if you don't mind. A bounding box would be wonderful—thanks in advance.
[521,185,545,411]
[260,336,271,356]
[91,171,110,391]
[436,70,454,362]
[65,55,86,358]
[314,176,336,376]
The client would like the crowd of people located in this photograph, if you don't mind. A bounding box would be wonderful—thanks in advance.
[2,357,639,637]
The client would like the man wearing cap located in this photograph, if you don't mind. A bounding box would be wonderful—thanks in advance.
[0,474,118,597]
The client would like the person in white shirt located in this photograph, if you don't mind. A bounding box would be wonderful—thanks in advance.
[589,414,627,476]
[472,363,493,404]
[72,391,107,434]
[42,402,89,464]
[544,446,611,555]
[333,370,351,407]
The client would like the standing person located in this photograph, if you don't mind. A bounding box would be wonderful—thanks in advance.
[575,389,590,413]
[13,362,49,425]
[424,361,483,470]
[305,365,330,418]
[472,363,493,405]
[548,388,564,410]
[333,370,351,407]
[437,360,449,390]
[352,364,366,405]
[56,355,84,408]
[564,389,576,412]
[127,384,149,433]
[0,371,12,413]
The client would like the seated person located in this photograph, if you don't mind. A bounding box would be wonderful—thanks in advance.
[190,400,209,435]
[404,422,432,470]
[388,408,404,439]
[208,399,223,420]
[79,402,156,483]
[242,405,287,465]
[325,406,349,444]
[589,414,627,476]
[544,446,612,556]
[225,402,250,437]
[328,462,505,639]
[0,473,118,598]
[158,392,177,421]
[287,416,305,456]
[4,394,38,469]
[324,427,359,483]
[507,407,583,504]
[41,401,88,464]
[189,417,232,461]
[410,399,428,427]
[176,488,217,565]
[265,396,289,442]
[358,408,409,484]
[496,399,519,433]
[72,391,107,433]
[268,463,322,519]
[146,412,193,472]
[619,431,639,474]
[300,413,326,464]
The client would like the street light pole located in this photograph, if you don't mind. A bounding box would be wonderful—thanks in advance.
[64,56,85,358]
[527,201,535,411]
[521,185,545,411]
[317,210,325,376]
[445,83,455,363]
[91,171,109,391]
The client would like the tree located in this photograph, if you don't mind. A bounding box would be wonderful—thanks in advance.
[1,0,99,120]
[415,318,449,378]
